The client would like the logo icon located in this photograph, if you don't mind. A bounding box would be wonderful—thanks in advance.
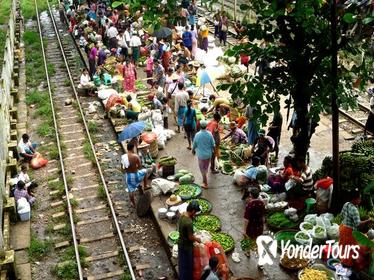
[256,235,277,266]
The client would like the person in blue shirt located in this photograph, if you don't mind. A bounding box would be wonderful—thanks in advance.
[192,120,215,188]
[182,26,193,51]
[183,100,197,150]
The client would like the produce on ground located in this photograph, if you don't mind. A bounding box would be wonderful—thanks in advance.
[186,198,212,214]
[222,161,234,173]
[295,231,310,240]
[332,214,343,225]
[301,222,313,231]
[240,238,257,251]
[193,215,221,232]
[211,232,235,252]
[174,184,201,199]
[299,268,328,280]
[267,212,298,229]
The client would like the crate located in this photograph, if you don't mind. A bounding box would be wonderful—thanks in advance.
[162,164,175,178]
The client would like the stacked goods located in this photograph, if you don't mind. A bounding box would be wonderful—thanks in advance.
[159,156,177,167]
[179,174,195,184]
[314,139,374,209]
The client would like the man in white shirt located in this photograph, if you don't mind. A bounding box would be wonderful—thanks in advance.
[174,82,189,133]
[124,26,131,47]
[17,165,38,190]
[129,31,142,65]
[117,30,128,56]
[106,23,118,50]
[18,134,36,160]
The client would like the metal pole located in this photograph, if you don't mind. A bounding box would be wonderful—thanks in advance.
[331,0,340,212]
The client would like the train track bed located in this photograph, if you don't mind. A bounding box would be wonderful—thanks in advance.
[36,4,175,279]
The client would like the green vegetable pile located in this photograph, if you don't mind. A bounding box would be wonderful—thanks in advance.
[314,226,325,235]
[240,238,257,252]
[135,80,147,90]
[267,212,298,229]
[332,214,343,225]
[302,223,313,231]
[313,140,374,210]
[186,198,212,214]
[296,232,309,240]
[193,215,221,232]
[222,161,234,174]
[169,231,179,241]
[212,232,235,252]
[175,184,200,199]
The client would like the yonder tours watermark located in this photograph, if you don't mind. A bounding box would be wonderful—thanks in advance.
[256,235,360,266]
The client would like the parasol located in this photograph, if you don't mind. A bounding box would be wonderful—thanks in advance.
[152,27,172,39]
[118,121,146,142]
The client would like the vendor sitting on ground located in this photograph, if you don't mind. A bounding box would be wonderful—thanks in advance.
[207,94,230,113]
[222,121,248,145]
[251,129,273,165]
[78,68,95,95]
[126,95,141,113]
[121,143,154,207]
[267,155,297,192]
[339,189,373,268]
[292,157,313,196]
[18,134,36,160]
[240,156,261,200]
[17,165,38,191]
[14,181,36,205]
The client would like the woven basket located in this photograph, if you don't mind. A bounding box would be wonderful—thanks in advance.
[149,140,158,158]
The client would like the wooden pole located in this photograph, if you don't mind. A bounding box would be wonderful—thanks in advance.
[331,0,340,213]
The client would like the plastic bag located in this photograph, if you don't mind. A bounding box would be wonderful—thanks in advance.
[205,241,229,280]
[304,214,318,225]
[284,207,297,217]
[327,223,340,240]
[316,216,331,229]
[30,153,48,169]
[193,243,210,280]
[320,213,334,222]
[295,231,312,245]
[151,178,175,195]
[312,225,327,240]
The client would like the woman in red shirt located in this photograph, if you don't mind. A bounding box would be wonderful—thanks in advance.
[206,112,222,173]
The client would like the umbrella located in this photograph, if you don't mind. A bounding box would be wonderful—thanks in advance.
[196,69,212,86]
[118,121,146,142]
[153,27,172,39]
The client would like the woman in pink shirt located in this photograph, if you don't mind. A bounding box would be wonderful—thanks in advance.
[145,55,154,88]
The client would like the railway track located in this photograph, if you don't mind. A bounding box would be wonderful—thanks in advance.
[36,1,135,279]
[33,1,176,279]
[339,102,372,139]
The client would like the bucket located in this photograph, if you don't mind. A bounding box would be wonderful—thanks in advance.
[305,198,316,214]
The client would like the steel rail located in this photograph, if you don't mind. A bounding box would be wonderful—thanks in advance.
[34,1,84,279]
[338,108,372,136]
[46,1,137,279]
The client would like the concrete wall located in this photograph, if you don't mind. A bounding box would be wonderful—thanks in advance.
[0,0,17,251]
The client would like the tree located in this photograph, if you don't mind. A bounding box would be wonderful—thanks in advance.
[218,0,374,159]
[111,0,180,30]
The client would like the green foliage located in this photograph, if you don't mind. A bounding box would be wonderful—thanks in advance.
[24,31,45,88]
[121,273,132,280]
[83,139,95,163]
[47,63,55,76]
[53,261,78,280]
[25,90,44,105]
[217,0,374,157]
[49,179,64,192]
[49,146,60,160]
[37,122,54,137]
[28,235,53,261]
[0,0,11,25]
[21,0,48,20]
[0,30,6,63]
[88,120,98,134]
[97,184,106,200]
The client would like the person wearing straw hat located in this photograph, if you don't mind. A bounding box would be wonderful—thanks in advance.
[178,200,201,280]
[199,25,209,52]
[192,120,216,188]
[166,194,182,206]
